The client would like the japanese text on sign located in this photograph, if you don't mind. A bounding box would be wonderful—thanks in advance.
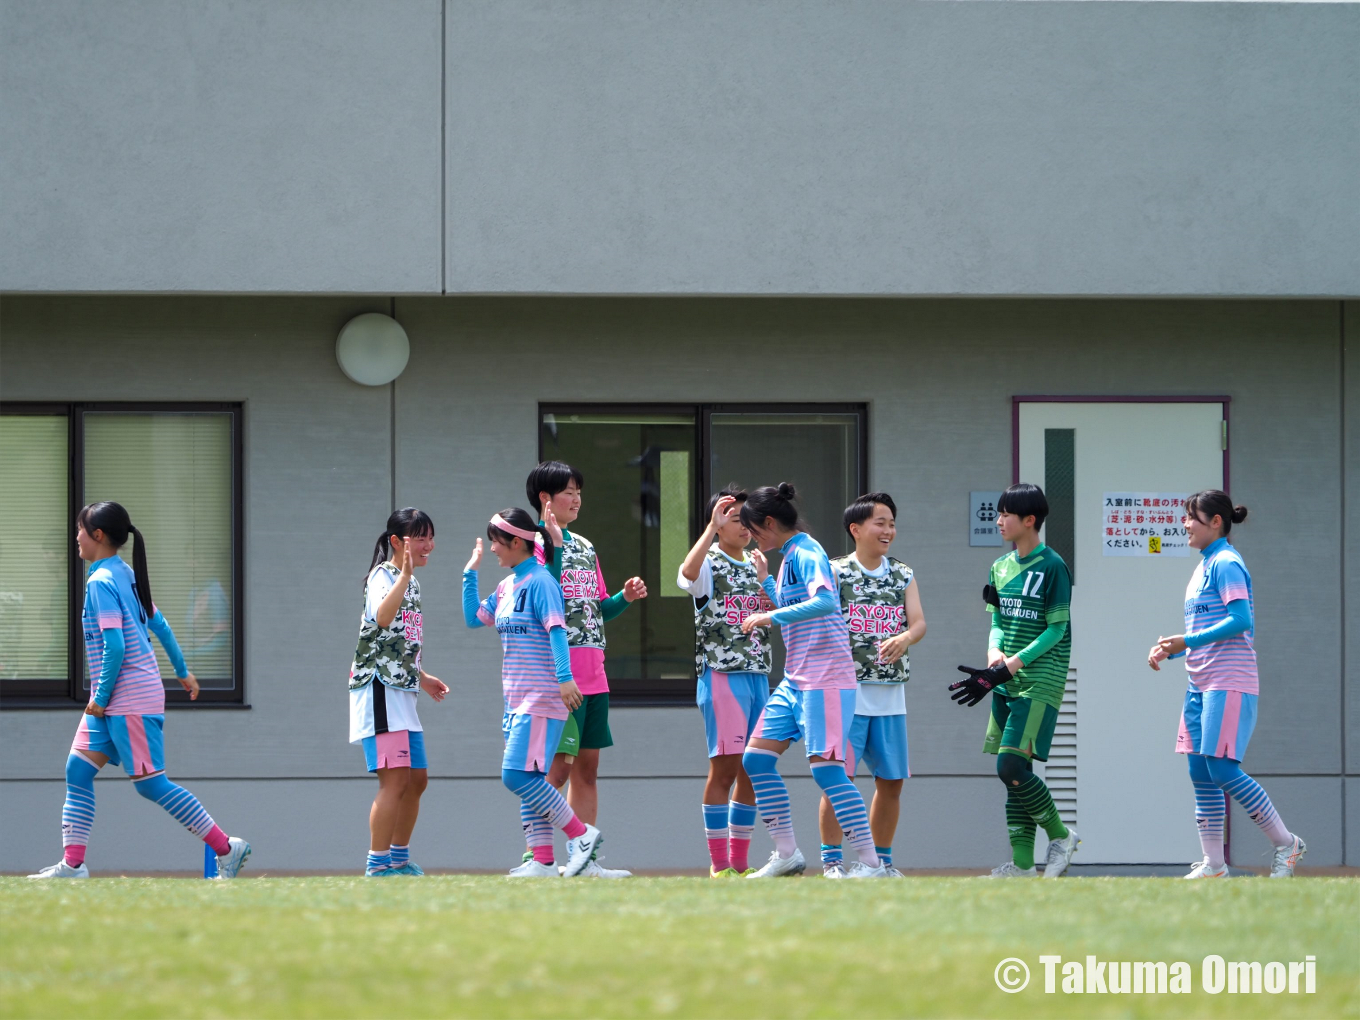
[1102,492,1189,556]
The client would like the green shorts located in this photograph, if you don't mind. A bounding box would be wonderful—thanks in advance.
[983,692,1059,762]
[556,692,613,755]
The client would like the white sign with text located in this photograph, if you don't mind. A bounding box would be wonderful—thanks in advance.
[1102,493,1189,556]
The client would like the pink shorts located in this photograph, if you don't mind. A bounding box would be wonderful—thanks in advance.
[361,729,427,772]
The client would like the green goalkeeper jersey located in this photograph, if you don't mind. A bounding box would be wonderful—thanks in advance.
[987,544,1072,708]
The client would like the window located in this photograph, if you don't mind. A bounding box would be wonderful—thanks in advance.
[541,404,866,702]
[0,404,243,705]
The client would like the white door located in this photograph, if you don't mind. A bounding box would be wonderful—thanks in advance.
[1019,401,1225,864]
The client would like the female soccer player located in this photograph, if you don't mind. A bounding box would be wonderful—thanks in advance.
[349,507,447,877]
[464,507,604,878]
[737,483,884,878]
[1148,490,1306,878]
[676,488,772,877]
[29,502,250,880]
[820,492,926,879]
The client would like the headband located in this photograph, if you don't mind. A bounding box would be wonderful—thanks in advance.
[490,513,539,542]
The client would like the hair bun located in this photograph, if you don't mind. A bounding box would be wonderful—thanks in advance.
[1231,505,1249,524]
[776,482,797,500]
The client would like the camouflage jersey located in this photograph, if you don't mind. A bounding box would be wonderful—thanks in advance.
[831,554,914,684]
[558,532,607,650]
[693,548,774,676]
[349,563,423,691]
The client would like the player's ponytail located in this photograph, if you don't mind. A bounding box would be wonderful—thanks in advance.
[487,507,550,554]
[366,507,436,583]
[741,482,803,534]
[1184,490,1247,536]
[77,501,154,619]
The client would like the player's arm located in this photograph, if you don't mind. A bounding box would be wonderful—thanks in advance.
[680,496,735,582]
[462,539,491,628]
[879,576,925,663]
[1150,598,1251,669]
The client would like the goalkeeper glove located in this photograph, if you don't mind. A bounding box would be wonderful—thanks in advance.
[982,584,1001,609]
[948,662,1012,707]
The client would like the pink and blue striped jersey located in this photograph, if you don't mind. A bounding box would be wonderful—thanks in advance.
[776,533,857,691]
[1184,539,1258,695]
[478,562,570,719]
[82,556,165,715]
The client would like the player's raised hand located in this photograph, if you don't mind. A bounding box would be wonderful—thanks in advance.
[396,537,414,578]
[465,538,484,571]
[623,577,648,601]
[711,494,739,530]
[543,504,564,547]
[751,548,769,583]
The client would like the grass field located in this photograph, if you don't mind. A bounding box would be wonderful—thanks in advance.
[1,875,1356,1019]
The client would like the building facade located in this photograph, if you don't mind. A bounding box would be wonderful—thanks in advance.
[2,1,1357,872]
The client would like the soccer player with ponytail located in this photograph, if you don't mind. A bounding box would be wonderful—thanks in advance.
[464,507,604,878]
[349,507,448,877]
[1148,490,1307,878]
[29,502,250,879]
[737,483,886,878]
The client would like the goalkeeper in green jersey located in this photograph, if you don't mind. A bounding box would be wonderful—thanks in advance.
[949,483,1080,878]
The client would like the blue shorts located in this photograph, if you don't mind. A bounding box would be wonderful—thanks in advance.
[697,668,769,757]
[503,712,566,773]
[72,713,165,777]
[847,713,910,780]
[753,679,856,762]
[362,729,427,772]
[1176,687,1257,761]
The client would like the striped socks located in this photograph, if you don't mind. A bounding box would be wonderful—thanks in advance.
[742,748,797,857]
[131,772,230,853]
[728,800,756,872]
[703,803,730,871]
[389,844,410,867]
[1005,791,1038,870]
[1191,775,1226,868]
[61,754,98,867]
[821,843,843,868]
[366,850,392,872]
[810,761,878,868]
[503,769,587,839]
[1012,773,1068,841]
[1219,766,1291,847]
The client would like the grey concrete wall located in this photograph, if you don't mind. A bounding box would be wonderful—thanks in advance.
[4,2,1358,297]
[0,295,1348,871]
[0,0,442,293]
[448,1,1360,297]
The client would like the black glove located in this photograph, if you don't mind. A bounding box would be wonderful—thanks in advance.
[948,663,1011,707]
[982,584,1001,609]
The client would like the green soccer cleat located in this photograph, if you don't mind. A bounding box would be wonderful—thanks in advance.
[710,866,740,878]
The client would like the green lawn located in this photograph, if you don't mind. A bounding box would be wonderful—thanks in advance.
[1,875,1355,1019]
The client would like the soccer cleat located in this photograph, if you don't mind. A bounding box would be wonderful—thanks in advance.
[1042,828,1080,879]
[739,868,758,876]
[844,860,888,878]
[215,837,251,880]
[390,862,425,876]
[747,848,806,878]
[822,863,847,879]
[27,860,89,880]
[1184,857,1229,879]
[365,865,400,877]
[985,860,1037,878]
[1270,835,1306,878]
[507,860,559,878]
[710,866,740,878]
[883,866,905,878]
[521,850,534,864]
[579,858,632,878]
[563,824,604,877]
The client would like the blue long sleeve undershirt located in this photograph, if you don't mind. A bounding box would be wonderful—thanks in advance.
[93,609,188,707]
[766,585,841,627]
[1181,598,1253,651]
[147,610,188,679]
[463,567,574,685]
[462,569,483,628]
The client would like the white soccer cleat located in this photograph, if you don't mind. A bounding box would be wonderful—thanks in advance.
[579,857,632,878]
[1184,857,1229,879]
[214,837,251,880]
[27,860,89,880]
[844,860,888,878]
[1270,835,1306,878]
[883,866,905,878]
[747,848,806,878]
[563,824,603,877]
[984,860,1037,878]
[822,862,847,879]
[1042,828,1080,879]
[508,859,560,878]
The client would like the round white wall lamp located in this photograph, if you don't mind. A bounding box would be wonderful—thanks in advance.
[335,313,410,386]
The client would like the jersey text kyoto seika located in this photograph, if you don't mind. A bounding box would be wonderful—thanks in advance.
[988,544,1071,708]
[832,554,913,684]
[1184,541,1258,694]
[83,556,165,714]
[775,533,856,691]
[694,548,773,676]
[478,562,570,719]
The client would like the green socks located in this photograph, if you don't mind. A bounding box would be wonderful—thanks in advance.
[1014,772,1068,841]
[1005,793,1037,870]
